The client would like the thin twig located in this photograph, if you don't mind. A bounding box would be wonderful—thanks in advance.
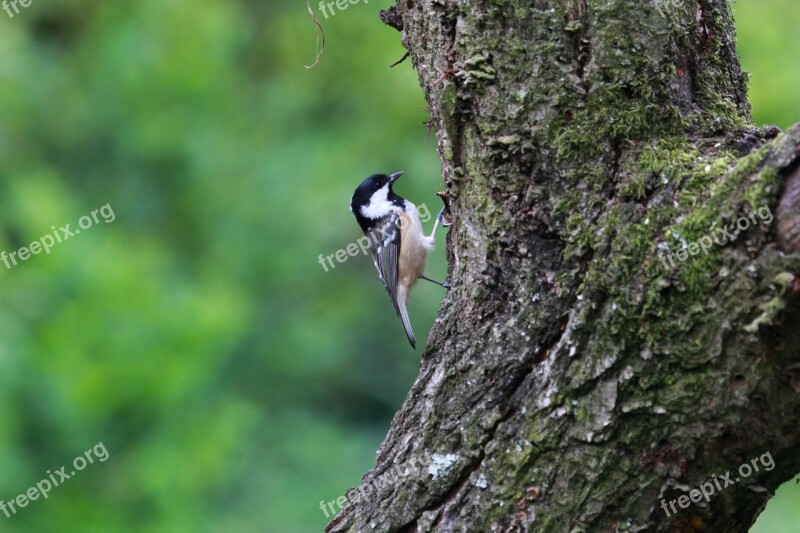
[305,0,325,69]
[390,51,411,68]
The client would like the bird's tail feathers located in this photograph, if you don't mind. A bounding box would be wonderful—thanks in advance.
[395,286,416,349]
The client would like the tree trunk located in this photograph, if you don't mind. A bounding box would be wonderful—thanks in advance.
[329,0,800,531]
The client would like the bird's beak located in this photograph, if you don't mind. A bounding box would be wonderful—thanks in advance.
[389,171,403,183]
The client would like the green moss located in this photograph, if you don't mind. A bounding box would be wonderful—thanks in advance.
[553,130,778,394]
[617,177,644,201]
[743,272,794,332]
[551,28,684,163]
[671,146,768,249]
[744,296,786,333]
[745,167,779,211]
[561,135,767,293]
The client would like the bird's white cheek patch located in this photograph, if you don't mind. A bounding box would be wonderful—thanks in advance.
[360,184,394,219]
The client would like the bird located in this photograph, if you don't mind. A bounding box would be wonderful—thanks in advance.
[350,172,450,349]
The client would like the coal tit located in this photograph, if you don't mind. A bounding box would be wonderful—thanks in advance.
[350,172,450,349]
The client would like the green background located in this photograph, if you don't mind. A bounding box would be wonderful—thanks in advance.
[0,0,796,531]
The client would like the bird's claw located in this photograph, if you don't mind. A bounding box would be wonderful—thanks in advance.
[437,207,453,227]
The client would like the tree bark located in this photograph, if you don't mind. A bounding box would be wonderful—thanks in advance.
[329,0,800,531]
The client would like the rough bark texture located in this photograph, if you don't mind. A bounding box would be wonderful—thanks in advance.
[329,1,800,531]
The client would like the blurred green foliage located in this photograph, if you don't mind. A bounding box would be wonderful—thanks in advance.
[736,0,800,129]
[0,0,795,531]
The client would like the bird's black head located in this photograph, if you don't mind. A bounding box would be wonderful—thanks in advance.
[350,172,405,229]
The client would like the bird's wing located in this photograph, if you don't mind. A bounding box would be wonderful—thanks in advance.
[367,212,401,314]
